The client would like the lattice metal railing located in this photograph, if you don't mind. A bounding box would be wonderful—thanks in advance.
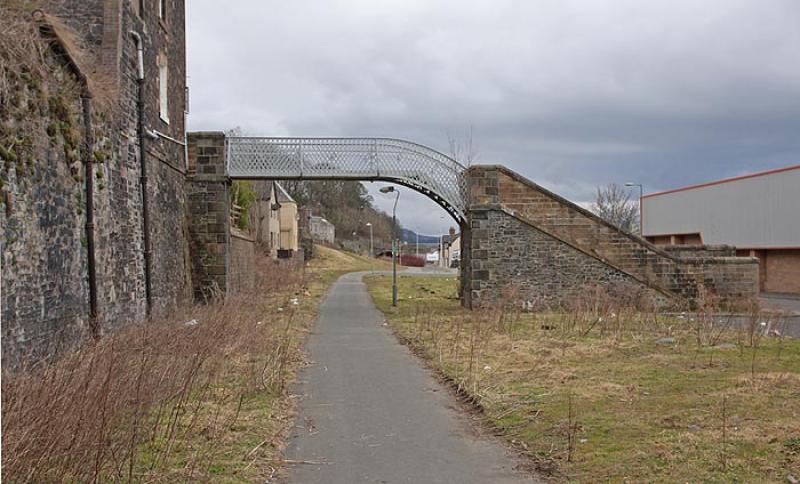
[226,137,468,221]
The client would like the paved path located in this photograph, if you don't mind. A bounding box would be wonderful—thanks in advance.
[285,272,534,483]
[760,293,800,315]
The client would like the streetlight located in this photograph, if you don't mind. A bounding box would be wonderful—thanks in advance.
[625,182,643,235]
[380,186,400,306]
[365,222,373,259]
[438,215,445,268]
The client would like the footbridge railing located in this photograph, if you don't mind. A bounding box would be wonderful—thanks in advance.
[226,137,468,222]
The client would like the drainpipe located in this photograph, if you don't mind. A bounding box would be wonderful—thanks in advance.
[130,31,153,316]
[33,10,101,335]
[80,89,99,335]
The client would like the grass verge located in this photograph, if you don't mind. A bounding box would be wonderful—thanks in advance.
[1,245,388,482]
[366,274,800,483]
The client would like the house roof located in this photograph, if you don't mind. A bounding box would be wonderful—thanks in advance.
[441,233,460,245]
[310,215,334,226]
[274,182,295,203]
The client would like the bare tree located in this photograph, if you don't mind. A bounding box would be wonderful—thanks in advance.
[592,183,639,233]
[446,125,479,166]
[225,126,245,137]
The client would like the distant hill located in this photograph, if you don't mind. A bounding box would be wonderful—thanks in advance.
[400,228,440,244]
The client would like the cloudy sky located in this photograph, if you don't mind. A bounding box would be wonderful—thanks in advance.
[187,0,800,235]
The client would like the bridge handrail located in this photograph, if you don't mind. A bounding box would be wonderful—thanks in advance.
[226,136,468,222]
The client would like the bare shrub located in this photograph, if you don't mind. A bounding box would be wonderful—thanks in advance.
[1,252,308,481]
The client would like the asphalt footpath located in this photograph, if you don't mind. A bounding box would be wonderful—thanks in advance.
[284,271,535,483]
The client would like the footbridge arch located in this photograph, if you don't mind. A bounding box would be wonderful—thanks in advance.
[225,137,467,223]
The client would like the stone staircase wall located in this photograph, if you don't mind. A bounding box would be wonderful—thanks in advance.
[464,165,758,308]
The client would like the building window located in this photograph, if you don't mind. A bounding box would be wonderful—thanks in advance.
[158,57,169,123]
[158,0,167,20]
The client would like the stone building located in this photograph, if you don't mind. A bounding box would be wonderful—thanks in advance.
[1,0,189,366]
[309,216,335,245]
[276,182,299,256]
[248,181,281,256]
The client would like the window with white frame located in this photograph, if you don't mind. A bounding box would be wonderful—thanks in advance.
[158,56,169,123]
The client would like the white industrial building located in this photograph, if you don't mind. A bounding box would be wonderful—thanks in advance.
[642,164,800,294]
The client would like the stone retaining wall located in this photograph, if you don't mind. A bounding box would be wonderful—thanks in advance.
[229,230,255,295]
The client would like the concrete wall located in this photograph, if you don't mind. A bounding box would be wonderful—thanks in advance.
[464,165,759,308]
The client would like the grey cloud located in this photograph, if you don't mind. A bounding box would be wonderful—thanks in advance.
[187,0,800,235]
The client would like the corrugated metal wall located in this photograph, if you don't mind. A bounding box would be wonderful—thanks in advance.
[642,166,800,248]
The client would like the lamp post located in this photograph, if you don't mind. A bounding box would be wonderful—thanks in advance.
[365,222,373,259]
[439,233,443,268]
[380,186,400,306]
[625,182,643,235]
[438,215,445,268]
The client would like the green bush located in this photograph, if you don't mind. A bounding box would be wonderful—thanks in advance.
[232,180,256,230]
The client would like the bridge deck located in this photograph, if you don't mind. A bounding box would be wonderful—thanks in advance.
[226,137,467,222]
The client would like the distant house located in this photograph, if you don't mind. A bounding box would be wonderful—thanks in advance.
[275,183,299,256]
[244,181,301,258]
[309,216,335,245]
[440,234,461,268]
[642,164,800,294]
[248,181,281,256]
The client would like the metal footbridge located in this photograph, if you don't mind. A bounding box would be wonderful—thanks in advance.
[226,137,468,222]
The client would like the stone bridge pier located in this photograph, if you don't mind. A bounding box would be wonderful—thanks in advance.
[460,165,759,309]
[186,132,231,301]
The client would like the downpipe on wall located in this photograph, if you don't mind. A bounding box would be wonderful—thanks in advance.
[80,90,99,335]
[130,30,153,316]
[35,10,101,335]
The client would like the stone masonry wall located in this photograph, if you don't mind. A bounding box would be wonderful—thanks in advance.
[118,0,190,319]
[464,165,759,308]
[1,1,190,367]
[187,132,230,301]
[467,209,667,308]
[1,55,91,362]
[229,231,255,294]
[661,245,737,259]
[187,132,268,298]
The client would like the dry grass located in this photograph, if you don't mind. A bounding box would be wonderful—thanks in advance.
[1,246,385,482]
[366,275,800,483]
